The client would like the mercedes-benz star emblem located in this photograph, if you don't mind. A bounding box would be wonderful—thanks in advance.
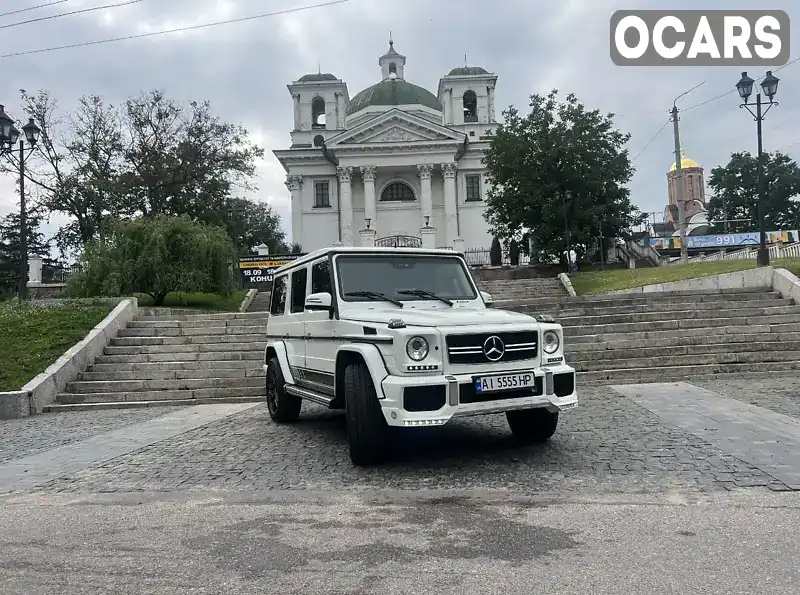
[482,335,505,361]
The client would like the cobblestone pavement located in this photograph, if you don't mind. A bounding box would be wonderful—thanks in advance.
[0,406,183,465]
[693,376,800,420]
[14,386,783,495]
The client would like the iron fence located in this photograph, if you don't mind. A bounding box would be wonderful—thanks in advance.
[42,260,82,284]
[463,247,532,267]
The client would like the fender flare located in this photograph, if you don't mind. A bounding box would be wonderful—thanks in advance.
[265,340,295,384]
[337,343,390,399]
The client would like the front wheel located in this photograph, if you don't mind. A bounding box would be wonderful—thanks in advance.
[265,357,302,423]
[506,408,559,443]
[343,360,390,466]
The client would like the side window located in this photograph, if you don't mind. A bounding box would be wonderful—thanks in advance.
[311,260,332,295]
[270,275,287,315]
[290,268,308,313]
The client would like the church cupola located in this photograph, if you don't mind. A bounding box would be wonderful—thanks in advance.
[379,38,406,81]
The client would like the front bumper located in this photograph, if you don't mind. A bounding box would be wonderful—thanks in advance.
[379,364,577,427]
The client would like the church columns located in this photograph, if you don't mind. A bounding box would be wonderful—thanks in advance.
[337,166,354,245]
[417,164,433,226]
[441,162,458,246]
[292,94,301,131]
[361,165,377,229]
[286,174,303,245]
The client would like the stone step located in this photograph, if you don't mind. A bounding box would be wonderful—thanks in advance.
[567,322,800,343]
[564,314,800,337]
[513,298,794,317]
[567,330,800,352]
[118,325,264,337]
[128,317,269,328]
[110,334,266,347]
[493,290,784,310]
[571,349,800,372]
[66,376,265,394]
[104,342,263,356]
[556,304,800,327]
[79,367,265,381]
[55,385,265,404]
[89,359,257,372]
[135,312,270,322]
[43,396,265,412]
[95,351,263,364]
[578,360,800,385]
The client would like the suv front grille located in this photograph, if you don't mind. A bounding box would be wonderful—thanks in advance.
[445,330,538,365]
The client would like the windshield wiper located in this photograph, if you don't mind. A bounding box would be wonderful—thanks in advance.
[398,289,453,306]
[345,291,404,307]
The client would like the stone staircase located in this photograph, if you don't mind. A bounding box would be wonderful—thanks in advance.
[478,277,569,301]
[247,290,271,313]
[45,311,269,412]
[504,286,800,384]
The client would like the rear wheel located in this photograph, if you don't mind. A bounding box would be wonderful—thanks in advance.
[265,357,302,423]
[506,408,559,442]
[343,360,389,466]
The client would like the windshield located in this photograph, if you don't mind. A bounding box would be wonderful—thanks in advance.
[336,254,478,302]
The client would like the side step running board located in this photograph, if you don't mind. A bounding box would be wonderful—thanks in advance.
[285,384,334,407]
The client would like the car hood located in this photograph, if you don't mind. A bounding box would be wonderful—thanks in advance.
[341,307,538,328]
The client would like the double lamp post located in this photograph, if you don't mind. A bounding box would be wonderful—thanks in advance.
[735,70,780,268]
[0,104,41,300]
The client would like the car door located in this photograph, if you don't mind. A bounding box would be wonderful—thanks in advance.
[284,266,309,376]
[303,258,336,396]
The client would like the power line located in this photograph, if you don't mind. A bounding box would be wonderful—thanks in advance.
[0,0,142,30]
[0,0,69,19]
[0,0,350,58]
[631,118,671,161]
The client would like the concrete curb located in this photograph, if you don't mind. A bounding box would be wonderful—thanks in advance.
[2,297,139,419]
[239,289,258,313]
[772,268,800,302]
[601,267,776,295]
[558,273,577,297]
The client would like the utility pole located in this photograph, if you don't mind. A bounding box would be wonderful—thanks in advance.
[670,105,689,264]
[18,139,27,300]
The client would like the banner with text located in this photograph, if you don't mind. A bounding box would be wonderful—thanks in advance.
[239,254,303,288]
[649,230,799,251]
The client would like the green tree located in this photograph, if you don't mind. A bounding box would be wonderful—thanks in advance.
[69,215,235,306]
[482,90,645,261]
[0,207,50,296]
[223,197,288,256]
[706,151,800,234]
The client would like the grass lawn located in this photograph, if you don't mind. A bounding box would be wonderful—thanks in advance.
[0,300,114,392]
[134,290,248,312]
[569,258,800,296]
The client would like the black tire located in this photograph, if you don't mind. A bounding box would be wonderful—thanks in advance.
[506,408,559,443]
[265,357,302,423]
[343,360,389,466]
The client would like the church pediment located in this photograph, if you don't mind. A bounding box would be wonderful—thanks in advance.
[327,109,464,147]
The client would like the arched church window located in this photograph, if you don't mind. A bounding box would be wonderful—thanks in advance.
[381,182,415,202]
[463,90,478,122]
[311,96,326,128]
[313,134,324,147]
[389,62,397,75]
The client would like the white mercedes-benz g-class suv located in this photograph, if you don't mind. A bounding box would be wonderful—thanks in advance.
[263,246,577,466]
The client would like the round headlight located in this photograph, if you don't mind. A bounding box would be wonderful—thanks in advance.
[406,336,429,361]
[542,330,560,354]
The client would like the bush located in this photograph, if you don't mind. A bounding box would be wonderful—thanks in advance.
[68,215,236,306]
[490,237,502,266]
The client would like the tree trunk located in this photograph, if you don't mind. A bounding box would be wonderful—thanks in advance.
[153,291,169,307]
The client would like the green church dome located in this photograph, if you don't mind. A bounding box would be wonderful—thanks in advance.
[297,73,338,82]
[347,79,442,115]
[448,66,489,76]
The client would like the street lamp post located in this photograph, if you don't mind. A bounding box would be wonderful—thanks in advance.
[0,105,41,300]
[736,71,780,267]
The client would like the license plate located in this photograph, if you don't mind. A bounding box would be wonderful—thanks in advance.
[474,372,536,393]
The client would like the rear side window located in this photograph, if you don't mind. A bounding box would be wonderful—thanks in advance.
[311,259,332,295]
[270,275,287,315]
[291,268,308,313]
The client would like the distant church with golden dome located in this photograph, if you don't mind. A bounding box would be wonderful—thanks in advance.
[656,154,710,238]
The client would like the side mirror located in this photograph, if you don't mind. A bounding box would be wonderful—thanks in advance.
[305,292,332,312]
[480,291,493,307]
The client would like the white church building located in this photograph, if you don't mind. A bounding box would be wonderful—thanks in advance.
[273,40,498,252]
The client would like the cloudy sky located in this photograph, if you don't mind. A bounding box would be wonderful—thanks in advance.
[0,0,797,251]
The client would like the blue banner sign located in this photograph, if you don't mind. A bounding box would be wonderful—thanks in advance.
[650,230,799,250]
